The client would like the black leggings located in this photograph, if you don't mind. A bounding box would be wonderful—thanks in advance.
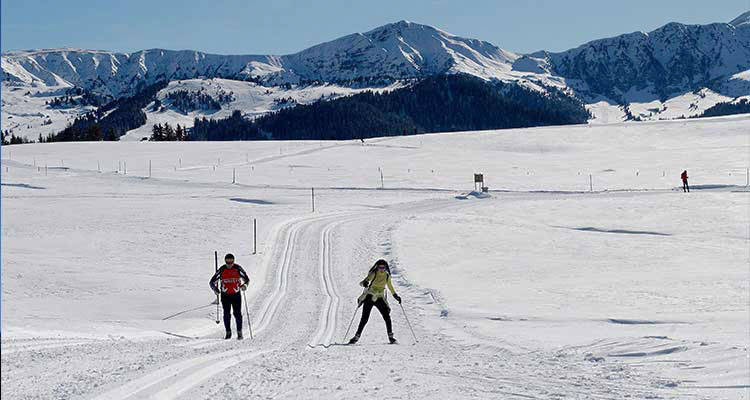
[683,180,689,192]
[221,292,243,332]
[356,295,393,336]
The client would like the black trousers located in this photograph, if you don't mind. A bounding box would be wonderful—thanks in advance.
[683,180,689,192]
[356,295,393,336]
[221,292,243,332]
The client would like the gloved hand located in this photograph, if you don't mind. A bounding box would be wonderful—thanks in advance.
[240,284,248,291]
[393,293,402,304]
[360,279,369,288]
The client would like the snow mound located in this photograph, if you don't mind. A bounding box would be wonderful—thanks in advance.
[455,191,491,200]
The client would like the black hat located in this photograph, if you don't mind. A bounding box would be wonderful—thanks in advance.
[374,259,388,267]
[225,253,235,260]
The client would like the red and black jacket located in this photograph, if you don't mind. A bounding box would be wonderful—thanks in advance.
[209,264,249,295]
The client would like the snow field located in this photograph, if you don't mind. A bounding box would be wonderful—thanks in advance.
[1,115,748,399]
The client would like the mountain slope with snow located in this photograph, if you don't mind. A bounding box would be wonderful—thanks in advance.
[0,21,526,99]
[2,14,749,140]
[530,18,750,102]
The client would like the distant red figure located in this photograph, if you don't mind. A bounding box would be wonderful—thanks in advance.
[681,170,689,193]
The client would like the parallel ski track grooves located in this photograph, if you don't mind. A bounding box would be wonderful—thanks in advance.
[252,212,356,337]
[147,350,273,400]
[307,215,373,349]
[251,216,301,335]
[91,348,270,400]
[308,220,343,348]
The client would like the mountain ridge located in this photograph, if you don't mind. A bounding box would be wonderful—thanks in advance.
[2,13,749,140]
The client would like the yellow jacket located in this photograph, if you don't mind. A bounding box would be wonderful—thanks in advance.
[360,270,396,301]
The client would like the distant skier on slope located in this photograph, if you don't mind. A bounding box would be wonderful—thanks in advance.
[349,259,401,344]
[209,253,250,340]
[681,170,690,192]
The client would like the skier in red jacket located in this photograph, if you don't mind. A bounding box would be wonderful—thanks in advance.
[681,170,689,192]
[209,254,250,339]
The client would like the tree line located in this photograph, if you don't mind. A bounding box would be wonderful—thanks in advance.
[165,89,234,114]
[150,123,188,141]
[693,98,750,118]
[44,81,168,142]
[188,74,591,141]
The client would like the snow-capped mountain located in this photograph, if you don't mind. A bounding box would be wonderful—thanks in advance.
[1,21,523,99]
[526,15,750,102]
[277,20,520,84]
[2,13,749,140]
[1,48,274,98]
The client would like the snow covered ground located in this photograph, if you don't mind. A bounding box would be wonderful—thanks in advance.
[1,115,748,399]
[1,83,96,140]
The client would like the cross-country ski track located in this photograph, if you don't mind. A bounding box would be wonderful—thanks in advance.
[2,116,748,399]
[77,199,694,399]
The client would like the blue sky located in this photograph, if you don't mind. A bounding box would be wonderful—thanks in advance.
[1,0,747,54]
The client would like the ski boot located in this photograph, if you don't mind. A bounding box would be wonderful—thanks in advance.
[224,330,232,340]
[348,335,360,345]
[237,331,244,340]
[388,334,398,344]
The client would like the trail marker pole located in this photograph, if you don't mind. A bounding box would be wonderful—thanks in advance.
[179,158,182,168]
[746,168,749,187]
[589,174,593,192]
[149,160,152,178]
[380,169,384,189]
[232,168,236,184]
[124,162,127,175]
[253,218,257,255]
[97,160,101,173]
[311,188,315,212]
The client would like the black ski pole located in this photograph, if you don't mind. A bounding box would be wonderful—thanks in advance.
[214,251,220,325]
[342,303,362,342]
[399,302,418,343]
[243,291,254,339]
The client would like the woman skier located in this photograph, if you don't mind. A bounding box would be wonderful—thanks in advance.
[349,259,401,344]
[209,253,250,339]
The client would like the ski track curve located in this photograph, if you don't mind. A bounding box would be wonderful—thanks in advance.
[305,199,458,349]
[90,348,270,400]
[147,350,272,400]
[177,212,349,351]
[250,212,353,336]
[307,217,360,348]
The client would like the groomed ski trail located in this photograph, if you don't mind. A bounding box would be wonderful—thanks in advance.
[91,348,271,400]
[307,217,364,348]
